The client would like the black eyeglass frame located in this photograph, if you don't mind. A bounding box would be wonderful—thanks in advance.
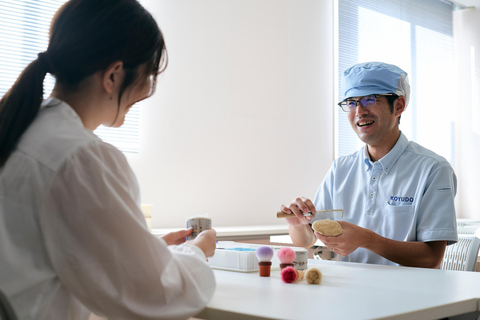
[337,93,395,112]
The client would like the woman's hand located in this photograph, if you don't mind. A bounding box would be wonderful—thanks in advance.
[160,228,193,245]
[191,229,217,258]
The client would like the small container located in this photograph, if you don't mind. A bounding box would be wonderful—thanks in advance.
[186,216,212,240]
[293,250,308,270]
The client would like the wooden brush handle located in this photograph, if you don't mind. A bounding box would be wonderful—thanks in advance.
[276,209,343,219]
[276,211,306,218]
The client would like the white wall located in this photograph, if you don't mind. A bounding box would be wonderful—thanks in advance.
[453,8,480,219]
[126,0,335,228]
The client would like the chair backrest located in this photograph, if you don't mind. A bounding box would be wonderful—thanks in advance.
[457,219,480,228]
[440,236,480,272]
[0,290,18,320]
[457,226,480,237]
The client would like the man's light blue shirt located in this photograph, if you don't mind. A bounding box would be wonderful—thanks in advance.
[313,132,458,266]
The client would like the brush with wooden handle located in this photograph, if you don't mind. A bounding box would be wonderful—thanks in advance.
[276,209,343,219]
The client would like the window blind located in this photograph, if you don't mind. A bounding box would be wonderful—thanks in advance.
[0,0,140,153]
[337,0,454,163]
[94,108,140,153]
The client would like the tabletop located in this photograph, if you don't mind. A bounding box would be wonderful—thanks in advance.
[197,259,480,320]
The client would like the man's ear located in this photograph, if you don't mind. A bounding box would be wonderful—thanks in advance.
[102,61,124,94]
[394,96,406,117]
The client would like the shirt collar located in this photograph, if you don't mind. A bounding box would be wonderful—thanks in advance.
[41,97,84,127]
[363,132,408,174]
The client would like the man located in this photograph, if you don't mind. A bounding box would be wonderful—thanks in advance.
[281,62,457,268]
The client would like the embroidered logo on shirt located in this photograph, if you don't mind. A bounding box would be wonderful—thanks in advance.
[390,196,414,203]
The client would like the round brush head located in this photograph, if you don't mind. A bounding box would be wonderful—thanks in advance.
[280,266,298,283]
[256,246,274,262]
[277,247,296,269]
[305,267,322,285]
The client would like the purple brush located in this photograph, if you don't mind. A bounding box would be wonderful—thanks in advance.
[256,246,274,277]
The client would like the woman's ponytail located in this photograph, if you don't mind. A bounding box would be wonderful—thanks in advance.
[0,56,49,166]
[0,0,166,166]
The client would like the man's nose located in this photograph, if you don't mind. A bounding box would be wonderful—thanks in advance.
[355,101,368,116]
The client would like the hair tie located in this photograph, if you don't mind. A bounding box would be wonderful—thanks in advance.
[37,52,54,73]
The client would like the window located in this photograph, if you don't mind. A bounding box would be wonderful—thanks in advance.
[94,108,140,153]
[0,0,140,153]
[337,0,454,164]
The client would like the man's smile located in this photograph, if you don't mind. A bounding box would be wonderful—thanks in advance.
[357,120,374,127]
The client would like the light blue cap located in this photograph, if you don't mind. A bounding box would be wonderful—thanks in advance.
[341,61,410,108]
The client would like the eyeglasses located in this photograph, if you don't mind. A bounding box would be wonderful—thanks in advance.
[337,94,394,112]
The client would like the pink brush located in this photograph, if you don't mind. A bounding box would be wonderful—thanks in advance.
[277,247,296,270]
[256,246,274,277]
[280,266,299,283]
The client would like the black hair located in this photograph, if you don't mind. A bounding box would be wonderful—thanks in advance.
[385,93,401,124]
[0,0,167,166]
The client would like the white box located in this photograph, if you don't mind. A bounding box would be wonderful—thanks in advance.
[207,241,307,272]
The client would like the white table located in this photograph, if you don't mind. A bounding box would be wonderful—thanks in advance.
[197,259,480,320]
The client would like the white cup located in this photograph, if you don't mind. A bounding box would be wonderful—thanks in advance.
[141,204,153,230]
[186,217,212,240]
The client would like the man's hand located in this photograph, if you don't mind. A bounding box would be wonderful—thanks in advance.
[281,197,318,249]
[314,221,372,257]
[280,197,316,226]
[315,221,446,268]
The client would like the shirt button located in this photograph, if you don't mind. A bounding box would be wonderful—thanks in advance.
[385,167,389,170]
[370,193,374,198]
[372,176,376,181]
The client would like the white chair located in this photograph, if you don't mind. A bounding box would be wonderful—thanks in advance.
[457,226,480,237]
[456,219,480,228]
[440,236,480,272]
[0,289,18,320]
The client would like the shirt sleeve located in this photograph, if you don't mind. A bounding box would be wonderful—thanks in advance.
[416,161,458,245]
[39,140,215,320]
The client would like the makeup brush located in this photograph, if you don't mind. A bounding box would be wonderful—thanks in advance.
[280,266,305,283]
[256,246,274,277]
[276,209,344,219]
[277,247,296,270]
[305,267,322,285]
[280,266,299,283]
[297,269,305,280]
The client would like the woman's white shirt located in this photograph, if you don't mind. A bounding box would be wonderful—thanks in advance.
[0,98,215,320]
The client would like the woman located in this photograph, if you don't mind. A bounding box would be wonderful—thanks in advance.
[0,0,216,319]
